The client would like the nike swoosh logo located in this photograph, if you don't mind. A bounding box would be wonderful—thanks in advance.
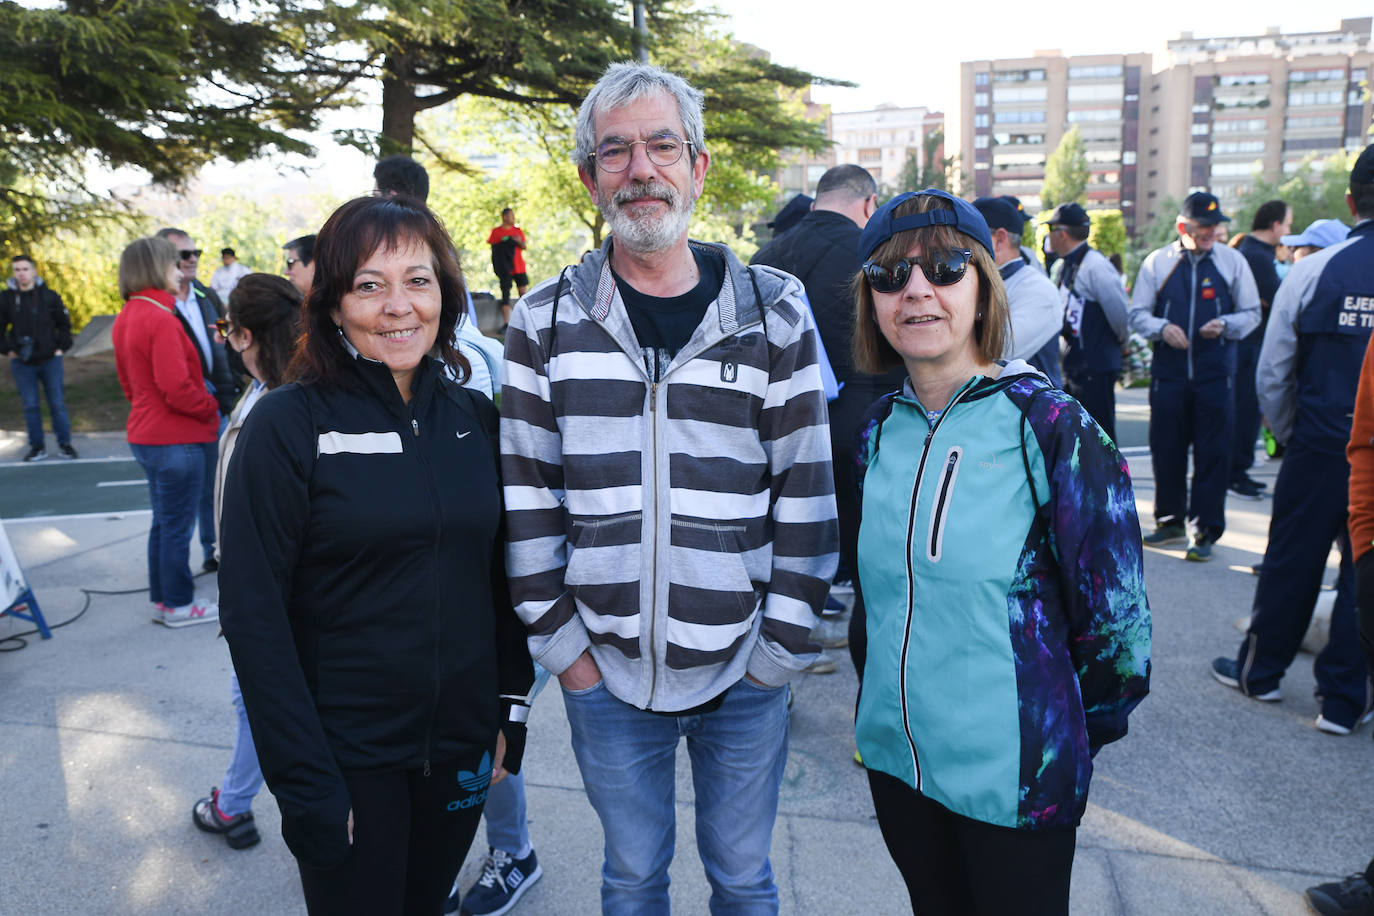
[456,430,471,439]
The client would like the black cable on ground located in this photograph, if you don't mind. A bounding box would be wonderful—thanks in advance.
[0,568,215,653]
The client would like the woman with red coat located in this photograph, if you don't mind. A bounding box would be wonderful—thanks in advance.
[113,236,222,628]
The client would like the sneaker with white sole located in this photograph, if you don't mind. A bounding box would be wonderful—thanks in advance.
[150,602,167,625]
[163,599,218,628]
[192,787,260,849]
[1210,657,1281,702]
[1315,710,1374,736]
[455,847,542,916]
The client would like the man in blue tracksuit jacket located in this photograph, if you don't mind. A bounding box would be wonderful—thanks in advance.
[1232,200,1291,499]
[1129,192,1260,561]
[1045,202,1130,440]
[1211,146,1374,735]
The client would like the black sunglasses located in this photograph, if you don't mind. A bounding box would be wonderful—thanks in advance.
[179,249,202,260]
[862,248,974,293]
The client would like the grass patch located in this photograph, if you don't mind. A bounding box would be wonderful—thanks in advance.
[0,352,129,433]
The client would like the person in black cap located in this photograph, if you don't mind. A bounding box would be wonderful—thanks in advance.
[1129,191,1260,561]
[1044,202,1131,439]
[752,165,887,672]
[1209,145,1374,750]
[765,192,815,238]
[999,196,1047,276]
[973,196,1062,385]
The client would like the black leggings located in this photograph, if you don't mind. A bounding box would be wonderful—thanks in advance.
[297,760,487,916]
[867,769,1077,916]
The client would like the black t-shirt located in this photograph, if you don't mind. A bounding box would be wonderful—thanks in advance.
[614,247,725,382]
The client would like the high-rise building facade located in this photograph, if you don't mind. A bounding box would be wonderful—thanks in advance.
[958,18,1374,234]
[830,105,945,190]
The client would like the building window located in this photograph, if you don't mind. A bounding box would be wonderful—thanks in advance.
[1192,103,1211,113]
[1067,109,1122,123]
[993,86,1049,103]
[974,92,989,107]
[974,114,990,128]
[1122,151,1137,165]
[1068,83,1124,102]
[1289,89,1344,106]
[1191,123,1210,136]
[1212,140,1265,154]
[1190,142,1210,157]
[974,135,990,149]
[1217,74,1270,87]
[975,72,989,86]
[1211,161,1259,177]
[1214,118,1268,133]
[1290,68,1346,83]
[1068,64,1123,79]
[1285,114,1343,131]
[994,110,1046,124]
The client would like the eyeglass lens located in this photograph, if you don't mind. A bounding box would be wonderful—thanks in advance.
[179,249,202,260]
[594,135,687,172]
[864,249,973,293]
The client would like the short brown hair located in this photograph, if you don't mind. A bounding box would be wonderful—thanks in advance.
[851,194,1009,375]
[290,195,470,387]
[119,236,178,300]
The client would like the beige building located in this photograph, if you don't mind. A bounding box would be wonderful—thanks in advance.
[958,18,1374,235]
[830,105,945,190]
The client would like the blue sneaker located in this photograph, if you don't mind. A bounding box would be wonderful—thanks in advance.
[460,847,542,916]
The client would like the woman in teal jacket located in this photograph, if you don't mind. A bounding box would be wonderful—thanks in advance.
[850,190,1151,915]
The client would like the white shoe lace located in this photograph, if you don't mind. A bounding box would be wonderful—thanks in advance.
[477,849,514,890]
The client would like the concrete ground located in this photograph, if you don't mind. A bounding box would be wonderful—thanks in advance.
[0,386,1367,915]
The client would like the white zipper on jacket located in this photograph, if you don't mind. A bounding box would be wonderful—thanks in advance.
[897,379,977,790]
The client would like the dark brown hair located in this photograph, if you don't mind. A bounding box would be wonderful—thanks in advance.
[289,195,470,387]
[227,274,302,390]
[851,195,1009,375]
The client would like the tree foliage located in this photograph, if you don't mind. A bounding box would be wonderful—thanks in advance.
[1041,127,1089,210]
[892,127,957,195]
[1229,150,1359,236]
[1088,210,1127,259]
[0,0,349,246]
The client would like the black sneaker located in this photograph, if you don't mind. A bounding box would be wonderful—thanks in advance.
[202,557,219,573]
[1305,872,1374,915]
[192,788,260,849]
[454,847,542,915]
[1186,536,1214,562]
[22,445,47,462]
[1142,523,1187,547]
[1210,657,1281,702]
[1228,478,1262,500]
[58,443,78,459]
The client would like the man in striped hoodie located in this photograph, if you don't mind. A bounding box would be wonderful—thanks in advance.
[500,62,838,914]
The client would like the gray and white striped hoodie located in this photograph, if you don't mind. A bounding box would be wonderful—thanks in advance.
[500,240,839,712]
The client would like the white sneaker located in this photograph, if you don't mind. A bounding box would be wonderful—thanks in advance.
[150,602,167,625]
[162,600,218,628]
[1315,710,1374,736]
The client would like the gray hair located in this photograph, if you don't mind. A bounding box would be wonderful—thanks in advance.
[573,62,707,168]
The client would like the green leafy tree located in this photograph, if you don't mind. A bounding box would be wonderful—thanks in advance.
[1088,210,1127,259]
[1041,126,1089,210]
[892,127,957,194]
[0,0,348,246]
[1230,150,1360,237]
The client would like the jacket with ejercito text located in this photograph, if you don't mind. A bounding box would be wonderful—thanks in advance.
[500,240,839,712]
[219,353,533,868]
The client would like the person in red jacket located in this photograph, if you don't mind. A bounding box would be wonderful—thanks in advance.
[487,207,528,325]
[112,236,221,629]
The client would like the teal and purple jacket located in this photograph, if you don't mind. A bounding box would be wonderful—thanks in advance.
[854,363,1151,830]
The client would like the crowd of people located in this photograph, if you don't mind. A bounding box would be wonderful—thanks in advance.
[18,56,1372,915]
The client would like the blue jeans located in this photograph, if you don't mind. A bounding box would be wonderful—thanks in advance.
[10,356,71,449]
[483,663,551,853]
[562,677,790,916]
[129,442,204,608]
[218,671,264,816]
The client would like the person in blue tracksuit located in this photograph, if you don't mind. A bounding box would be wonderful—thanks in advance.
[1231,200,1291,499]
[1211,145,1374,737]
[850,189,1151,915]
[1044,203,1130,440]
[1129,192,1261,561]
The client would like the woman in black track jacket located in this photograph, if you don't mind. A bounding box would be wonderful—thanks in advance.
[219,195,533,916]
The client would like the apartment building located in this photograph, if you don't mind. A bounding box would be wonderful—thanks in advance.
[958,18,1374,234]
[829,105,945,190]
[960,53,1150,232]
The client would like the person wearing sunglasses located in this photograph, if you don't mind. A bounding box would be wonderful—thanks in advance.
[1128,191,1261,562]
[849,189,1151,915]
[282,233,317,297]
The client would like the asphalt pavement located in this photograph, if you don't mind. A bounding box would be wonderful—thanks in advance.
[0,386,1366,915]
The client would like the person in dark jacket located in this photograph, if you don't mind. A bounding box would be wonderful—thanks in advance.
[155,228,239,572]
[1231,199,1291,499]
[219,195,534,916]
[1,254,76,461]
[751,164,898,677]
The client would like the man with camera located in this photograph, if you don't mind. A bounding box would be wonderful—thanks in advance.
[1,254,76,461]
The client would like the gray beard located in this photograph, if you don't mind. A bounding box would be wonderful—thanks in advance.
[598,180,695,254]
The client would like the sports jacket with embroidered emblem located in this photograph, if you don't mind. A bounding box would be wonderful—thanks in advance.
[500,240,838,712]
[219,353,533,868]
[853,364,1151,830]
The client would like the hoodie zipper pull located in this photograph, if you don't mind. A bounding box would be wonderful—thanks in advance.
[411,418,420,437]
[423,759,431,777]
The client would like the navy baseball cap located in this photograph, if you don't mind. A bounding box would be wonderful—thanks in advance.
[1352,144,1374,186]
[973,197,1025,235]
[1042,202,1090,228]
[1000,196,1034,225]
[859,189,994,261]
[1180,191,1231,225]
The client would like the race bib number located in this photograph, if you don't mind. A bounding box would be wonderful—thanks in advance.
[1062,285,1085,338]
